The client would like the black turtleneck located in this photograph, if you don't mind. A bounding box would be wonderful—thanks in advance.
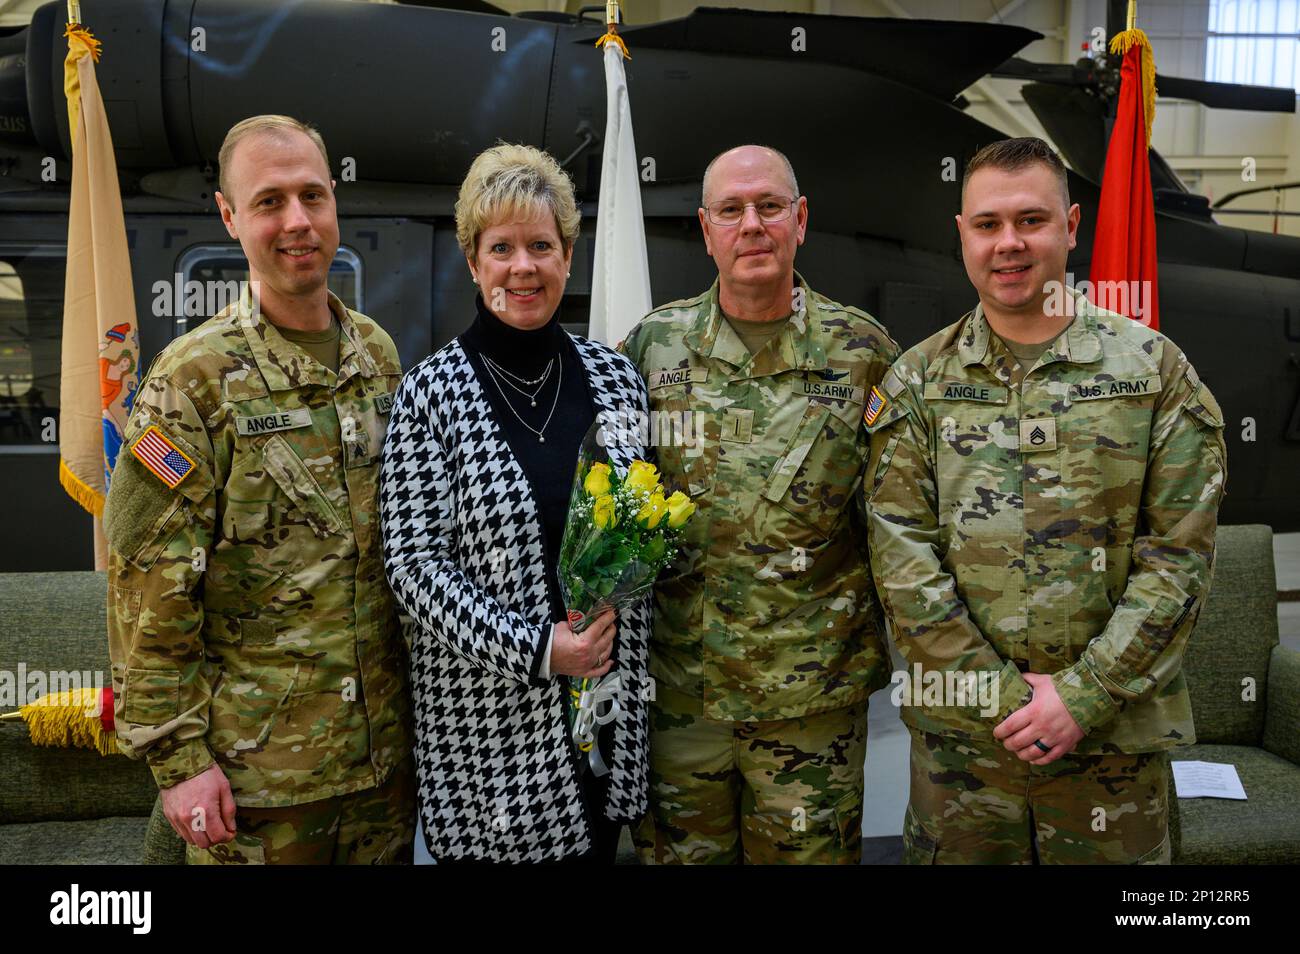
[458,295,596,625]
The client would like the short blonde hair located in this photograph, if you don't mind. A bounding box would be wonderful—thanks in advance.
[455,143,581,260]
[218,115,330,208]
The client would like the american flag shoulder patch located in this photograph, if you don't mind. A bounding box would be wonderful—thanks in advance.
[130,425,196,489]
[863,386,888,426]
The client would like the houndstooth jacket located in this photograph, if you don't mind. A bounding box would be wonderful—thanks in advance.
[378,333,651,863]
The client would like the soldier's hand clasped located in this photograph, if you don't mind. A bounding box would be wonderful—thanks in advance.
[992,672,1086,765]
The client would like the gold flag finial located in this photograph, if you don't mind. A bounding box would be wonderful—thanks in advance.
[1127,0,1137,32]
[67,1,81,26]
[596,0,630,58]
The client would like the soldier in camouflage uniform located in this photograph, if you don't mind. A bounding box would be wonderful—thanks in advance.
[104,116,414,865]
[866,138,1226,864]
[620,145,899,864]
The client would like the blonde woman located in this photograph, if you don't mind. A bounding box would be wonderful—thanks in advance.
[378,144,651,864]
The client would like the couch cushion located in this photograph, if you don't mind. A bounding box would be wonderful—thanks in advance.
[1172,743,1300,864]
[1182,525,1278,746]
[1262,645,1300,766]
[0,816,148,864]
[0,737,156,823]
[0,570,159,822]
[0,571,112,672]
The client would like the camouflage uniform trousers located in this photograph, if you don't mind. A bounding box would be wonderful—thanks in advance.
[633,688,867,864]
[187,756,416,865]
[904,730,1171,865]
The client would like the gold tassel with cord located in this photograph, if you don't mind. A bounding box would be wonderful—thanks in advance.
[1109,26,1157,149]
[595,0,630,59]
[1,688,119,755]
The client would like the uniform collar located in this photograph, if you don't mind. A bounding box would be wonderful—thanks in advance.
[960,285,1103,371]
[683,271,827,377]
[236,284,378,392]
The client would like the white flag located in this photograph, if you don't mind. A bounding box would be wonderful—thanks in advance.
[589,41,652,347]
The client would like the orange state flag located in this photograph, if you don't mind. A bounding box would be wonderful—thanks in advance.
[58,22,140,567]
[1088,27,1160,330]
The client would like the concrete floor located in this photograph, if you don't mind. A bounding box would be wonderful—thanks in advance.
[416,532,1300,863]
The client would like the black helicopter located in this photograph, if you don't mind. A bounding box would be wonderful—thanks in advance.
[0,0,1296,571]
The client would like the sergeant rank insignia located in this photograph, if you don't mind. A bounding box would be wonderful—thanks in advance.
[130,425,196,488]
[863,385,888,426]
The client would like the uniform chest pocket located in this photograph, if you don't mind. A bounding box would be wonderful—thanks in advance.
[1059,387,1156,493]
[762,403,861,537]
[261,434,346,538]
[650,385,716,497]
[930,407,1022,537]
[340,377,399,469]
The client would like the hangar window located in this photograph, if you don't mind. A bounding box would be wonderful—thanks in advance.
[173,244,364,337]
[1207,0,1300,90]
[0,246,65,448]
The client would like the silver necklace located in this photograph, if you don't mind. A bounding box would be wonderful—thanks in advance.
[482,353,563,443]
[481,354,554,407]
[482,354,553,389]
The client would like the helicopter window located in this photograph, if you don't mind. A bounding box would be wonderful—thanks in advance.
[0,246,65,448]
[172,245,364,337]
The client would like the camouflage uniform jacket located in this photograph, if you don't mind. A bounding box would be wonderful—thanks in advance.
[104,286,413,806]
[620,274,900,721]
[866,287,1227,754]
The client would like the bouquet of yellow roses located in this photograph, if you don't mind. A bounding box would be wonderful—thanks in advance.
[557,429,695,773]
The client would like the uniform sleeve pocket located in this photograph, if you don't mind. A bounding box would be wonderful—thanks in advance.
[261,434,345,538]
[867,429,903,502]
[107,583,142,643]
[105,473,189,571]
[1184,384,1224,430]
[124,668,180,725]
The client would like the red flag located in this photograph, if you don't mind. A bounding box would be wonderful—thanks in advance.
[1089,30,1159,330]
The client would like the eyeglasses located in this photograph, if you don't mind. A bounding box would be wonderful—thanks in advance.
[703,195,797,226]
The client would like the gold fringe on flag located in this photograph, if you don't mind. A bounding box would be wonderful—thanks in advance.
[63,23,102,60]
[62,24,102,152]
[1,688,119,755]
[1109,27,1157,150]
[59,458,105,517]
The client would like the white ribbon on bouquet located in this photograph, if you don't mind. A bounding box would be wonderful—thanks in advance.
[571,671,624,777]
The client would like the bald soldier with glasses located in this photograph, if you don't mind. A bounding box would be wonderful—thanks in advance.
[619,144,899,864]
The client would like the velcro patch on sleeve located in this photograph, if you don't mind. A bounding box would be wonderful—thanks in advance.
[130,425,196,489]
[863,386,888,426]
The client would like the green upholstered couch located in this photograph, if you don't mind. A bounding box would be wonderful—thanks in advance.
[0,571,183,864]
[1170,524,1300,863]
[3,527,1296,865]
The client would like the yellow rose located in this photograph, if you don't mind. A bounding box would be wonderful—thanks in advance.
[626,460,660,495]
[666,491,696,529]
[583,461,612,497]
[592,494,616,529]
[636,490,668,530]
